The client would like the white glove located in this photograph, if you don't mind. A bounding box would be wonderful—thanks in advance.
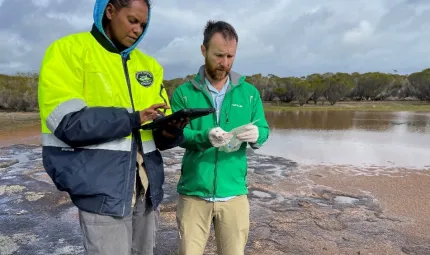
[208,127,233,147]
[236,124,259,143]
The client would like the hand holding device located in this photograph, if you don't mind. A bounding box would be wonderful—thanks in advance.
[139,103,170,124]
[160,116,190,138]
[140,108,215,130]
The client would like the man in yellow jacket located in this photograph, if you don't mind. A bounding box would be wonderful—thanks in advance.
[37,0,186,254]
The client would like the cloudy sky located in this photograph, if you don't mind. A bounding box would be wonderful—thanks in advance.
[0,0,429,79]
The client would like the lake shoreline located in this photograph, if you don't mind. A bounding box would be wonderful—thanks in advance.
[0,112,41,148]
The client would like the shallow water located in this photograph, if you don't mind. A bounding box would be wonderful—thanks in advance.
[1,111,429,169]
[259,111,430,168]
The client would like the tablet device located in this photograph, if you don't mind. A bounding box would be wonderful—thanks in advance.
[140,108,216,130]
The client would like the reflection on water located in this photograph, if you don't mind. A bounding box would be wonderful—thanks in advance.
[259,111,430,168]
[266,111,430,133]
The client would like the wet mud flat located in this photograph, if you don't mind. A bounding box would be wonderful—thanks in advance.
[1,145,430,255]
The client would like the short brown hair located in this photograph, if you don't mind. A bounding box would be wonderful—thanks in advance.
[203,20,238,49]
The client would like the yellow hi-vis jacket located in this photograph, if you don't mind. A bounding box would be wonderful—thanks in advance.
[37,24,182,217]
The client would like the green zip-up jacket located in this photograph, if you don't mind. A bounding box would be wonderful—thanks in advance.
[170,65,270,198]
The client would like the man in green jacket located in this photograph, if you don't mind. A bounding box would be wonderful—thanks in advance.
[170,20,270,255]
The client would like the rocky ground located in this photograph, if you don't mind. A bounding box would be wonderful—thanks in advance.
[1,144,430,255]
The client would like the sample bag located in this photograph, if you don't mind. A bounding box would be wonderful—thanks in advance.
[219,120,259,153]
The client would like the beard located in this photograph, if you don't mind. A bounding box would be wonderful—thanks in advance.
[205,57,230,81]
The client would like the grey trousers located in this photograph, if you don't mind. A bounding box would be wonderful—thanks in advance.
[78,184,159,255]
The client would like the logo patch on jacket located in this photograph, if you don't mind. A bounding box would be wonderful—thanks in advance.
[136,71,154,87]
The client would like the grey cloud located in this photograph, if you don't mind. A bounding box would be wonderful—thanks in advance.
[0,0,429,79]
[406,0,430,5]
[0,0,92,73]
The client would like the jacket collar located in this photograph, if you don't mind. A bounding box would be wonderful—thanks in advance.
[91,24,119,54]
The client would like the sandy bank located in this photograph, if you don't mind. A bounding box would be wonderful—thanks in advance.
[0,112,40,147]
[309,165,430,242]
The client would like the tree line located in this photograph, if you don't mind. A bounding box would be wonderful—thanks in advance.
[164,69,430,106]
[1,68,430,112]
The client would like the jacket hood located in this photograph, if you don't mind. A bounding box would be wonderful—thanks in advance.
[93,0,151,56]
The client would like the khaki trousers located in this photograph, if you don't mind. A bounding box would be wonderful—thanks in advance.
[176,194,250,255]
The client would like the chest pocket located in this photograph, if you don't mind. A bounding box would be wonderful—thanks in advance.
[225,92,253,126]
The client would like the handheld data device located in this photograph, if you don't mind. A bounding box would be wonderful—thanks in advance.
[140,108,216,130]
